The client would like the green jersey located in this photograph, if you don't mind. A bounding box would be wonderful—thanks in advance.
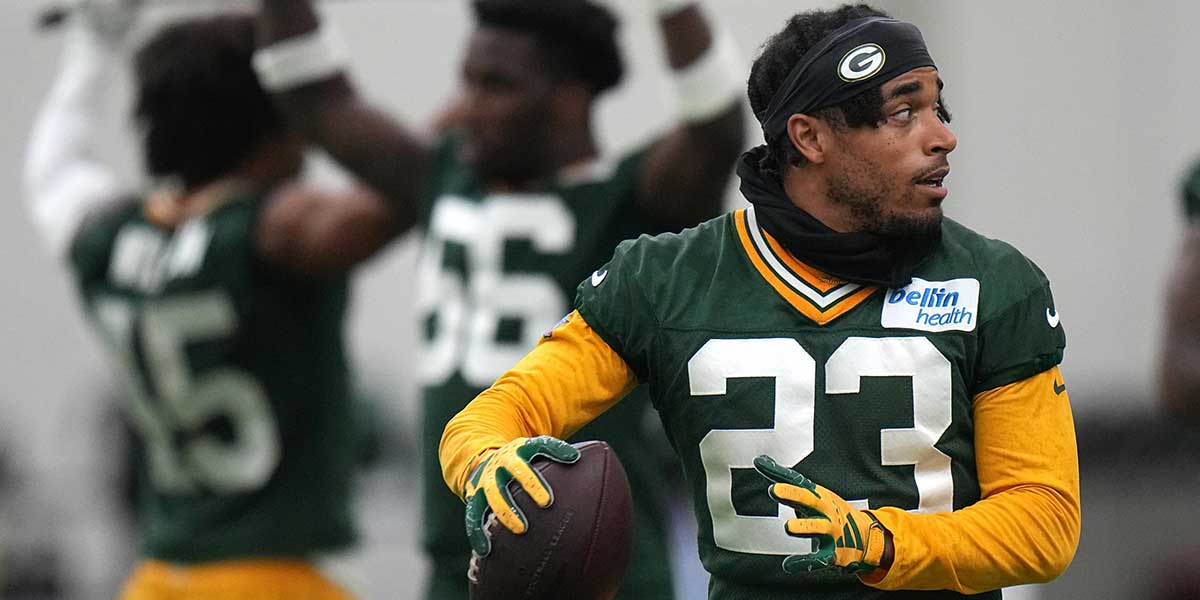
[418,136,676,597]
[575,208,1066,599]
[68,195,357,564]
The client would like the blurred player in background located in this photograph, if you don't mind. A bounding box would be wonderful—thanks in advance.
[1160,162,1200,421]
[23,2,405,597]
[255,0,745,597]
[442,4,1080,598]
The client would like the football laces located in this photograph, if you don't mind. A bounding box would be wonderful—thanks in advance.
[467,512,501,583]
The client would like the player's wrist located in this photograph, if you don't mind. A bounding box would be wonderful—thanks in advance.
[252,24,350,92]
[461,445,502,498]
[858,512,893,584]
[669,24,742,122]
[879,525,894,571]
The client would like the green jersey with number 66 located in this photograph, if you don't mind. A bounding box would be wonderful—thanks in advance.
[417,135,677,596]
[68,195,357,564]
[575,208,1066,599]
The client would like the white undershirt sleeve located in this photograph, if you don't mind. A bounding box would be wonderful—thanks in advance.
[24,27,127,261]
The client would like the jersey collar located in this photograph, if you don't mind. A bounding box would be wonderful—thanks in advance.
[734,207,878,325]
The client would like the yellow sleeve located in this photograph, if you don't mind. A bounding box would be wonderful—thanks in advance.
[439,310,637,501]
[865,366,1080,593]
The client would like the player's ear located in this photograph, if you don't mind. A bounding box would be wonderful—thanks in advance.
[787,113,827,165]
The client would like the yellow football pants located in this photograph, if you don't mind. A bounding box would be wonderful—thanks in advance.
[120,559,353,600]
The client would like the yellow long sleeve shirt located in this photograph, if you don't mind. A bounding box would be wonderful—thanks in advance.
[441,309,1080,594]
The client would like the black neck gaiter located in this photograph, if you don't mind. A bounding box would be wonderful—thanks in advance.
[737,147,940,289]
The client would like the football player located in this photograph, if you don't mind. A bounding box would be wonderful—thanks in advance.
[254,0,746,597]
[441,4,1081,599]
[23,5,403,599]
[1161,162,1200,421]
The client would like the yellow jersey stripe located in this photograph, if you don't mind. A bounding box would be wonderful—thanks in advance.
[761,227,842,294]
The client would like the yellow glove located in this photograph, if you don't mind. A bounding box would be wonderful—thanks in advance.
[754,455,889,576]
[463,436,580,556]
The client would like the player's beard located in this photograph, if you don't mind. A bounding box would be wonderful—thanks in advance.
[826,150,943,238]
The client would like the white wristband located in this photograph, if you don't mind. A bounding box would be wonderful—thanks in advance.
[252,26,350,92]
[652,0,697,17]
[672,28,743,122]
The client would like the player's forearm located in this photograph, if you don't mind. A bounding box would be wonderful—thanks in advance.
[656,3,744,134]
[440,311,637,499]
[658,5,711,70]
[256,184,400,277]
[636,107,743,228]
[868,485,1078,593]
[24,26,125,258]
[277,81,428,229]
[867,368,1080,593]
[255,1,428,231]
[639,3,744,227]
[26,29,114,191]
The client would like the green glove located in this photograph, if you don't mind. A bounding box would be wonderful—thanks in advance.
[463,436,580,556]
[754,455,888,576]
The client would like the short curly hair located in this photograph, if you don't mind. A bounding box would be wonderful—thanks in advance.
[747,4,892,173]
[133,14,284,188]
[472,0,625,95]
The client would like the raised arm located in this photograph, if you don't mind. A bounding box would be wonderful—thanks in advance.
[24,10,136,260]
[637,1,746,229]
[256,0,430,234]
[254,182,399,279]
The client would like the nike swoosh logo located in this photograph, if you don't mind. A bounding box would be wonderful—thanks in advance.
[1053,379,1066,395]
[1046,308,1060,328]
[591,269,608,287]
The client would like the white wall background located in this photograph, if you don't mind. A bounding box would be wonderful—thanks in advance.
[0,0,1196,597]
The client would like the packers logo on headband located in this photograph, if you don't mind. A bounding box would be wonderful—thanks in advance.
[838,43,886,82]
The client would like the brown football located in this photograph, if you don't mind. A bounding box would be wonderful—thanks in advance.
[468,440,634,600]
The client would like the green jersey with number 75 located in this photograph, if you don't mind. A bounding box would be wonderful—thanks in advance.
[68,195,357,564]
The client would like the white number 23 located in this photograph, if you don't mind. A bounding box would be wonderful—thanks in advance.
[689,336,953,556]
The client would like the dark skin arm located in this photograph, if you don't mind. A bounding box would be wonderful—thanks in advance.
[257,2,742,233]
[257,0,429,235]
[1161,224,1200,421]
[256,182,399,279]
[638,6,745,229]
[861,527,896,584]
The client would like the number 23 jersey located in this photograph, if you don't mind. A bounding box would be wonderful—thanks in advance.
[575,207,1066,596]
